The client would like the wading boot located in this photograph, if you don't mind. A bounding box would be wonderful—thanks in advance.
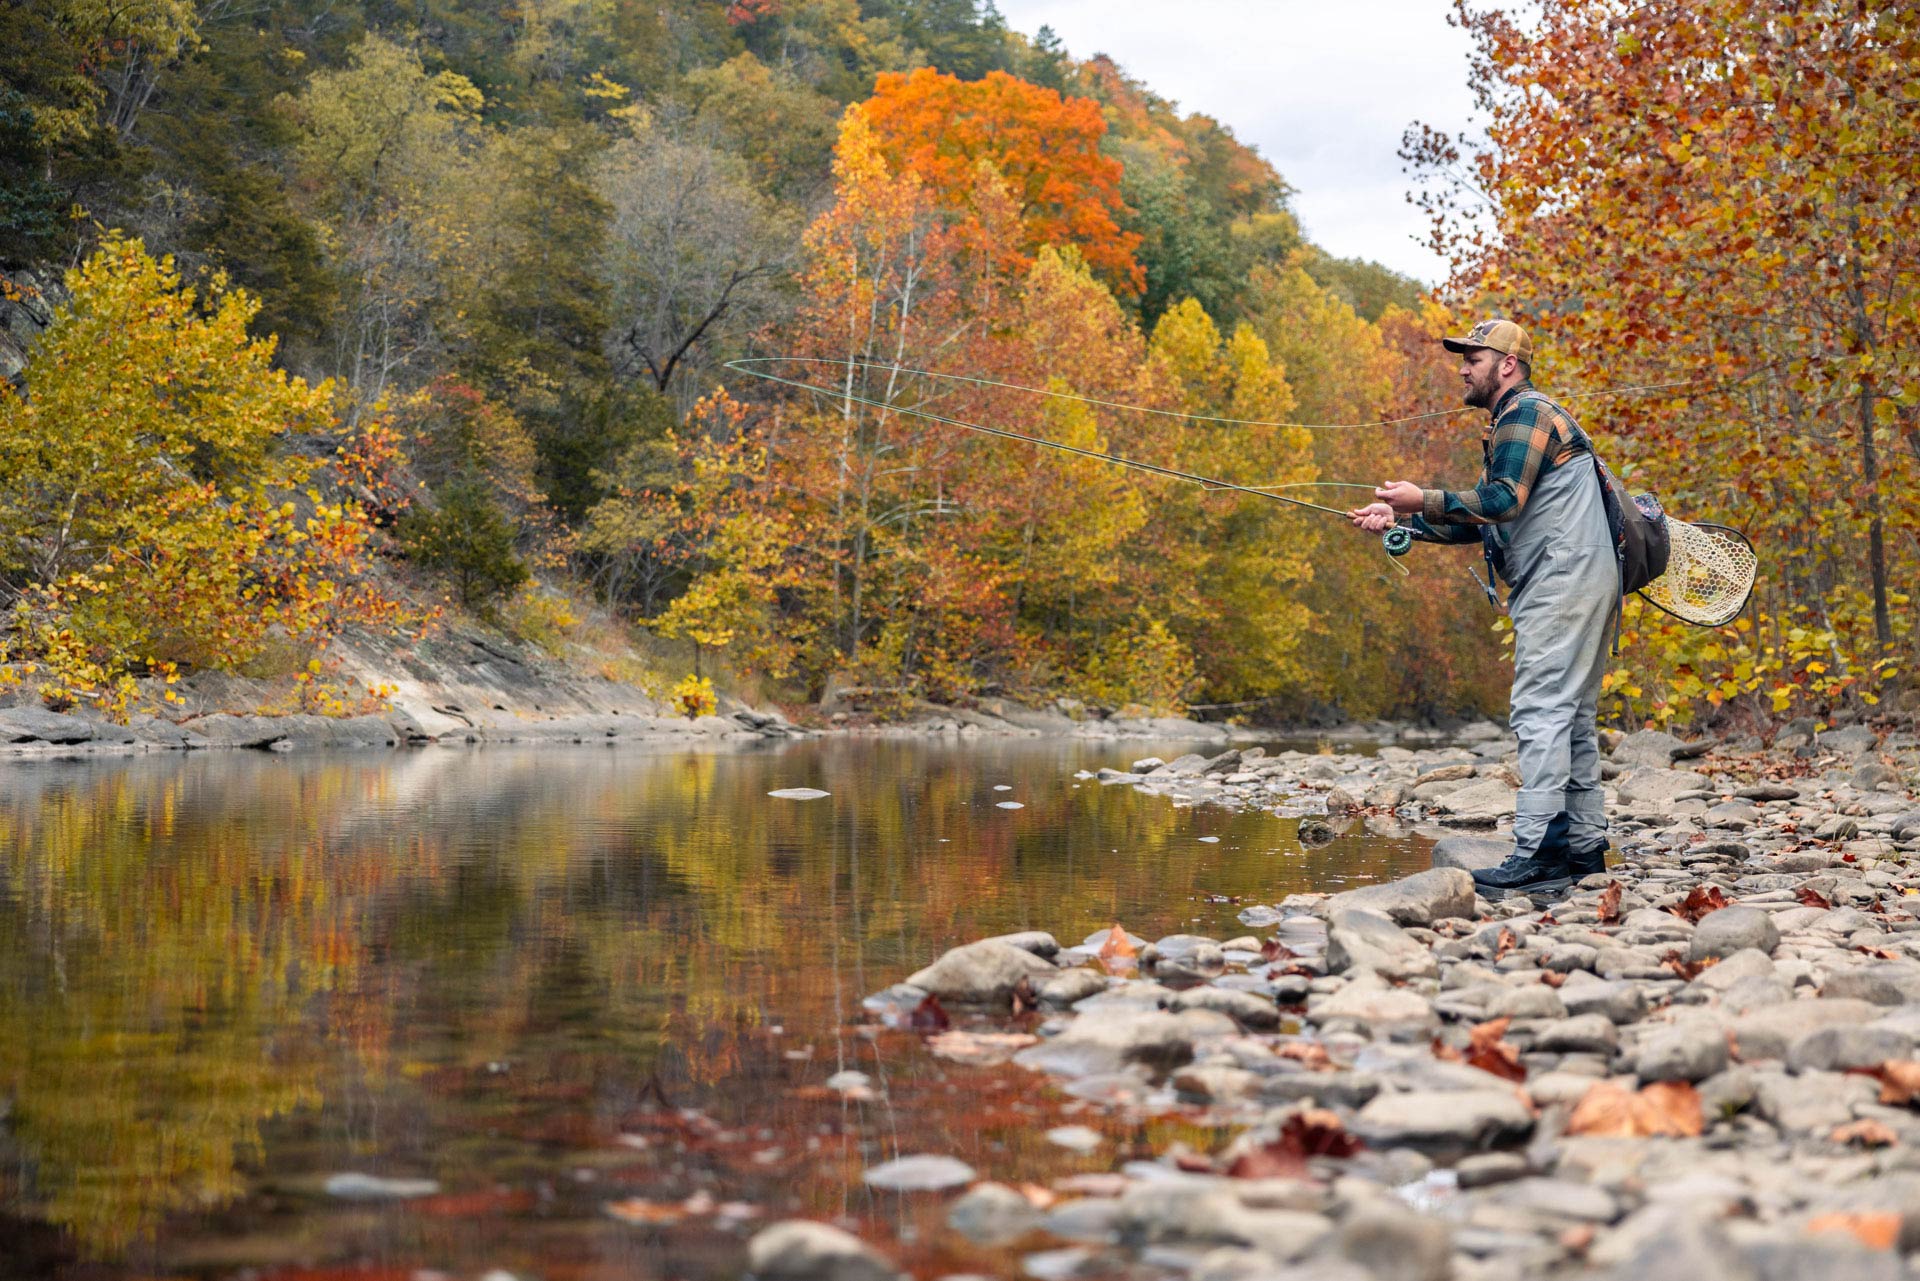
[1568,842,1610,880]
[1470,848,1576,900]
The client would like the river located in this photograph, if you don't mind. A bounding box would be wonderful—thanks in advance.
[0,736,1433,1279]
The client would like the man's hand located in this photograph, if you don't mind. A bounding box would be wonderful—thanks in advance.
[1375,480,1425,514]
[1346,501,1398,533]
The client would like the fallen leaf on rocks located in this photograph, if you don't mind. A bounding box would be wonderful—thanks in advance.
[1805,1211,1901,1250]
[604,1198,685,1225]
[1541,971,1567,988]
[1597,881,1624,924]
[1226,1109,1363,1180]
[1260,938,1297,963]
[1494,927,1519,960]
[926,1030,1038,1065]
[1277,1041,1334,1072]
[1857,945,1899,960]
[1536,910,1559,926]
[1868,1060,1920,1105]
[1099,924,1138,969]
[1669,885,1730,923]
[1441,1017,1527,1083]
[1662,950,1713,981]
[1798,885,1834,909]
[1018,1183,1057,1209]
[1831,1119,1899,1148]
[1566,1080,1704,1138]
[908,994,951,1033]
[1559,1225,1596,1255]
[1174,1151,1217,1173]
[1010,978,1036,1016]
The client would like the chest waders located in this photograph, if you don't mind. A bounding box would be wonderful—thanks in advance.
[1479,398,1620,873]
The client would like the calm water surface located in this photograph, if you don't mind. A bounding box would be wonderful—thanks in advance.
[0,736,1433,1280]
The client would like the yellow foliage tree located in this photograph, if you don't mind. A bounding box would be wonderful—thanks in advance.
[0,234,393,714]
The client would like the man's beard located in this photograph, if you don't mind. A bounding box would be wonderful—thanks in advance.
[1462,368,1499,408]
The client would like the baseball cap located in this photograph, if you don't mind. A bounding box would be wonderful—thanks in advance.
[1442,318,1533,363]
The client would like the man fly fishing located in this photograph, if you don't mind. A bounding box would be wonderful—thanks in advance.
[1348,320,1617,899]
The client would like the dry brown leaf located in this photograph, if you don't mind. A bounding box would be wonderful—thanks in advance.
[1597,881,1624,924]
[1494,926,1519,960]
[1831,1119,1899,1148]
[1871,1060,1920,1105]
[1798,885,1834,910]
[908,993,951,1032]
[1260,938,1297,963]
[1277,1041,1334,1072]
[1661,950,1712,981]
[604,1198,685,1225]
[1805,1211,1901,1250]
[1464,1017,1528,1083]
[1566,1080,1704,1138]
[1098,924,1138,969]
[1540,971,1567,989]
[1226,1108,1363,1180]
[1669,884,1730,923]
[1017,1183,1057,1209]
[1010,977,1036,1016]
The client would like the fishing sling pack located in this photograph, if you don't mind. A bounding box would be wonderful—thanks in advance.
[1589,453,1671,595]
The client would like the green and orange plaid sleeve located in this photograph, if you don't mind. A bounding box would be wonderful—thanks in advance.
[1419,386,1590,526]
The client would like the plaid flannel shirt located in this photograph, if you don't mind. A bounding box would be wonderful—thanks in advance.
[1408,381,1593,546]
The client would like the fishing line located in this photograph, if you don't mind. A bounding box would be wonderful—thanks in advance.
[726,356,1700,433]
[726,359,1423,574]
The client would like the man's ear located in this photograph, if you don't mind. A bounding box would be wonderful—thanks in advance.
[1501,352,1519,379]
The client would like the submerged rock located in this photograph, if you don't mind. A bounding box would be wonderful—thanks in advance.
[862,1154,975,1192]
[747,1221,901,1281]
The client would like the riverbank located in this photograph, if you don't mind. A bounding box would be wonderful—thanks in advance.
[0,623,1284,757]
[755,721,1920,1281]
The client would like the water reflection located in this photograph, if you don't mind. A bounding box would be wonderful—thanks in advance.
[0,738,1431,1276]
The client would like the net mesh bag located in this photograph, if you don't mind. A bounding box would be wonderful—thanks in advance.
[1639,518,1757,627]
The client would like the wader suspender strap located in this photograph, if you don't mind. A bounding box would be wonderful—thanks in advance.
[1589,452,1627,658]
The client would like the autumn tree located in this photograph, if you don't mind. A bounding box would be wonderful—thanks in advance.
[854,66,1143,294]
[1410,0,1918,719]
[0,235,393,710]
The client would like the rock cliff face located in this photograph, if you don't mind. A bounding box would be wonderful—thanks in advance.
[0,269,65,385]
[0,625,804,754]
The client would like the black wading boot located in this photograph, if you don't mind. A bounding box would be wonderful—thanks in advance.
[1568,841,1610,880]
[1472,813,1578,900]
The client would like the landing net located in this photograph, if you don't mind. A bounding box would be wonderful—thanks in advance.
[1640,518,1757,627]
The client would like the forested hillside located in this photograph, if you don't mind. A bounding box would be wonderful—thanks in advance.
[0,0,1909,726]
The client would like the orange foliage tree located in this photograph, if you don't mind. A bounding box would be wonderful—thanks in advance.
[854,66,1144,295]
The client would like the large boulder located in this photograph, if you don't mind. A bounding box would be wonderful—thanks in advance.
[904,939,1058,1003]
[1321,868,1475,927]
[0,708,96,744]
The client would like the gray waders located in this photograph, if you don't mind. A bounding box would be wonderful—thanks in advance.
[1489,452,1619,859]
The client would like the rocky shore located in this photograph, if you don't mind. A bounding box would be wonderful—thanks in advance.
[747,719,1920,1281]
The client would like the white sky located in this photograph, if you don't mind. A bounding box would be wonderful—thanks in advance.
[994,0,1479,284]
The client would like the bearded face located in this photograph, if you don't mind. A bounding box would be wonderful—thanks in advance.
[1460,349,1506,409]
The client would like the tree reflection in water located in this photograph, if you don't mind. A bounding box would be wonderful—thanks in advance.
[0,739,1429,1276]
